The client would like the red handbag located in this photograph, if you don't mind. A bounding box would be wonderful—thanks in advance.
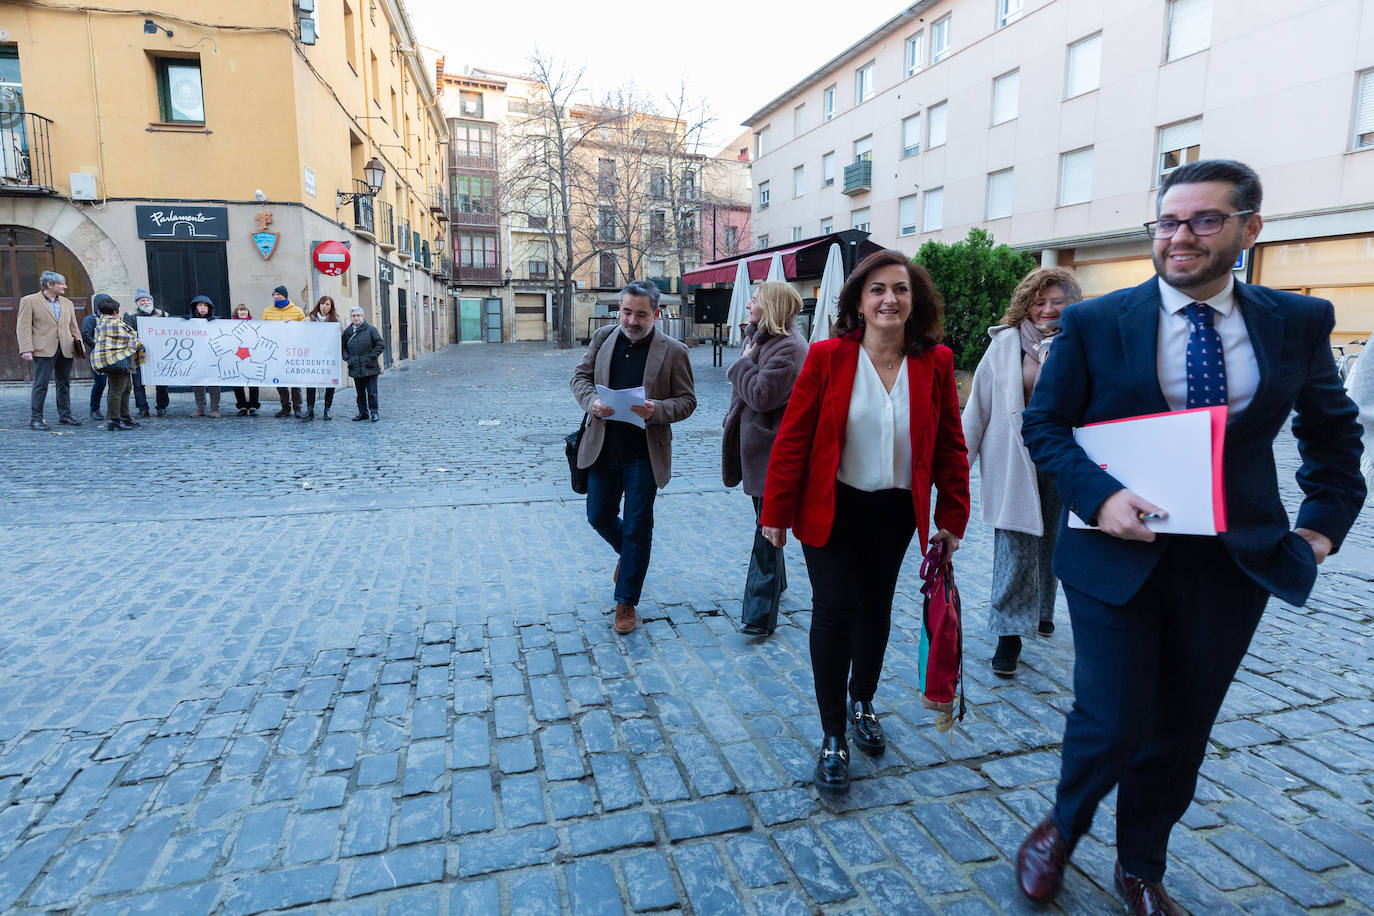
[918,539,966,733]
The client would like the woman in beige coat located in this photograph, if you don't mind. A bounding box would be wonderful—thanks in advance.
[962,267,1082,676]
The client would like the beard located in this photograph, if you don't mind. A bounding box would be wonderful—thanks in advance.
[1152,239,1242,295]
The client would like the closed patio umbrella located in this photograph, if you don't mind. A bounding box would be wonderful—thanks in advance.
[726,257,752,346]
[766,251,786,283]
[810,243,844,342]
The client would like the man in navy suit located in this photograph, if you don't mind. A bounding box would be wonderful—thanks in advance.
[1015,160,1365,915]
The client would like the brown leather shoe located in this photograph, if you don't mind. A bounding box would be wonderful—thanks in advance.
[191,408,205,418]
[1115,862,1185,916]
[1017,817,1072,903]
[613,601,636,634]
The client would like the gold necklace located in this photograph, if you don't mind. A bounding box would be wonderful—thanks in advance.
[864,343,901,370]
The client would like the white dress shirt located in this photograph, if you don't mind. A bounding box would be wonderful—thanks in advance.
[838,347,912,491]
[1156,276,1259,415]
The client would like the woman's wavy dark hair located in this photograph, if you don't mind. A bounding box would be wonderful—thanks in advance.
[832,249,944,355]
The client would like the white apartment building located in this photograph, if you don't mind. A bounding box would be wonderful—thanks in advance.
[745,0,1374,338]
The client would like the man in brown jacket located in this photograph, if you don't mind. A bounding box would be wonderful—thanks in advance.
[571,280,696,634]
[17,269,83,430]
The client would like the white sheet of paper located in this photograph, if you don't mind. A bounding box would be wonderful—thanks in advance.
[1068,409,1217,535]
[596,384,647,428]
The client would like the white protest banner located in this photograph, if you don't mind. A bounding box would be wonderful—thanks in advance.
[138,318,344,387]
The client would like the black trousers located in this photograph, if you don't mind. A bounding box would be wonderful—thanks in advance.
[802,482,916,738]
[29,352,74,420]
[305,387,335,409]
[742,496,787,631]
[354,376,378,413]
[1051,536,1267,881]
[234,386,260,410]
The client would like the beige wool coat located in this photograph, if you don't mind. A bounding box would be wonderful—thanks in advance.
[961,324,1051,535]
[571,324,697,489]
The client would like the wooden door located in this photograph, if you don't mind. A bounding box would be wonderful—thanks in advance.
[0,226,94,380]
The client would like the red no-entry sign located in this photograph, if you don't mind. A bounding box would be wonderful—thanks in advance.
[313,240,351,276]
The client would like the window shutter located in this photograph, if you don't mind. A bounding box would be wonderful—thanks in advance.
[923,187,944,231]
[902,115,921,155]
[1167,0,1212,61]
[1059,148,1093,205]
[899,196,917,235]
[928,103,948,147]
[1066,35,1101,97]
[987,170,1013,220]
[1355,71,1374,148]
[992,71,1019,124]
[1158,119,1203,158]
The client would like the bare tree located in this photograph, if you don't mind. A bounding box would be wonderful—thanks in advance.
[653,83,718,297]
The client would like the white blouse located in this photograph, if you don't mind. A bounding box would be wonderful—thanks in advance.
[838,347,912,491]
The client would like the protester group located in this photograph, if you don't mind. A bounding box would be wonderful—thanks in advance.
[570,160,1371,915]
[18,280,387,430]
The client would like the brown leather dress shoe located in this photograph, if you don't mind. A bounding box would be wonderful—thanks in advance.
[613,601,636,634]
[1115,862,1185,916]
[1017,817,1072,903]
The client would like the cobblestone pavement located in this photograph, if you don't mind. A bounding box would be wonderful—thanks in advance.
[0,342,1371,915]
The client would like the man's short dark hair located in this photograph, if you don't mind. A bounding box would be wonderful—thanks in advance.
[1158,159,1263,215]
[620,280,660,310]
[98,298,120,315]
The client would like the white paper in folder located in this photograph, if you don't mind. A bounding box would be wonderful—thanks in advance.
[1067,409,1219,535]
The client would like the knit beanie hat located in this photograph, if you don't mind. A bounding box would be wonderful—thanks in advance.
[92,293,114,313]
[134,287,152,301]
[273,285,290,299]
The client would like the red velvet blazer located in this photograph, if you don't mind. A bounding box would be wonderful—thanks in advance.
[760,334,971,550]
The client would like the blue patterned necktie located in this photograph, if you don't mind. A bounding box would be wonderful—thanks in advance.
[1184,303,1227,409]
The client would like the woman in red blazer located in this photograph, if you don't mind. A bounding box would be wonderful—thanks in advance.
[762,250,970,796]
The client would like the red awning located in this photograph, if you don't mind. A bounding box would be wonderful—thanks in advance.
[682,243,810,286]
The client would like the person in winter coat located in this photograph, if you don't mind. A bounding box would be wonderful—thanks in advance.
[81,307,107,420]
[722,281,809,636]
[90,294,147,430]
[961,266,1083,676]
[303,295,342,421]
[125,288,168,417]
[263,285,306,417]
[343,305,384,421]
[185,295,221,418]
[229,304,261,416]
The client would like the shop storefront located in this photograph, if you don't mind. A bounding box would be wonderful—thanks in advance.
[1254,234,1374,341]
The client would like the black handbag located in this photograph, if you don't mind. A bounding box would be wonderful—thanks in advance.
[566,413,590,494]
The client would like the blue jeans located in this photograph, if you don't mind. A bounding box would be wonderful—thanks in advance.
[586,456,656,606]
[89,371,107,414]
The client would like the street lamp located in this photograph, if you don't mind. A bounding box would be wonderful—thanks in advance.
[336,156,386,206]
[503,266,513,287]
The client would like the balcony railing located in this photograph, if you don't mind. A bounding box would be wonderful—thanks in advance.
[0,113,55,195]
[375,200,395,248]
[843,159,872,195]
[429,188,447,219]
[450,207,499,227]
[449,151,497,171]
[455,263,503,284]
[351,181,375,234]
[397,221,412,256]
[438,255,453,279]
[528,260,549,280]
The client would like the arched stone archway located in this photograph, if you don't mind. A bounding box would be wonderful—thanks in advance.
[0,198,130,380]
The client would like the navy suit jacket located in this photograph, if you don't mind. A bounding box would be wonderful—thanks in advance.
[1023,278,1365,607]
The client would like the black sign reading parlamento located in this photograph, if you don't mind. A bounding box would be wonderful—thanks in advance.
[135,205,230,240]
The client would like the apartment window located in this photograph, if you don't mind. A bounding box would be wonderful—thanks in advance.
[1066,34,1102,98]
[822,151,836,186]
[998,0,1024,27]
[823,85,836,121]
[458,90,483,118]
[755,125,771,158]
[793,165,805,197]
[343,1,357,69]
[932,16,952,62]
[902,114,921,158]
[597,158,617,196]
[458,233,498,269]
[1059,147,1094,205]
[851,207,871,232]
[649,168,667,198]
[758,234,769,248]
[853,135,873,163]
[453,122,494,158]
[992,70,1019,125]
[923,187,944,231]
[1167,0,1212,61]
[759,181,770,210]
[928,101,948,149]
[855,62,875,105]
[1157,118,1202,184]
[792,225,805,241]
[599,253,617,288]
[905,33,924,77]
[155,58,204,123]
[452,175,495,213]
[370,52,379,104]
[648,258,668,279]
[597,208,619,241]
[899,195,918,236]
[794,103,807,137]
[1355,70,1374,150]
[649,210,666,241]
[820,217,833,234]
[987,169,1014,220]
[724,226,737,249]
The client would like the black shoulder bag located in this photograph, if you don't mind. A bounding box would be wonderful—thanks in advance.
[566,413,590,494]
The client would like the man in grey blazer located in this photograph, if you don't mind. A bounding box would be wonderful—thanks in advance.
[572,281,697,634]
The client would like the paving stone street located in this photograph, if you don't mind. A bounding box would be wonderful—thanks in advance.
[0,340,1372,915]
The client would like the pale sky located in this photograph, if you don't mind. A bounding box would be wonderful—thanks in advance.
[404,0,907,150]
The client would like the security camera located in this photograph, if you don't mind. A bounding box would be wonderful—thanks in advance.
[254,189,266,202]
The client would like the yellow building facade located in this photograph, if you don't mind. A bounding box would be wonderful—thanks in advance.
[0,0,450,379]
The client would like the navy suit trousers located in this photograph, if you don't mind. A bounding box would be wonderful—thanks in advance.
[1052,534,1267,880]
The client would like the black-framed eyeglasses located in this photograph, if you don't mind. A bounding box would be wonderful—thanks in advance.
[1143,210,1254,239]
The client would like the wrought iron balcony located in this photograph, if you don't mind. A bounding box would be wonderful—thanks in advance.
[429,188,448,220]
[398,221,412,256]
[842,159,872,196]
[351,182,375,234]
[375,200,395,248]
[455,264,503,284]
[0,113,55,195]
